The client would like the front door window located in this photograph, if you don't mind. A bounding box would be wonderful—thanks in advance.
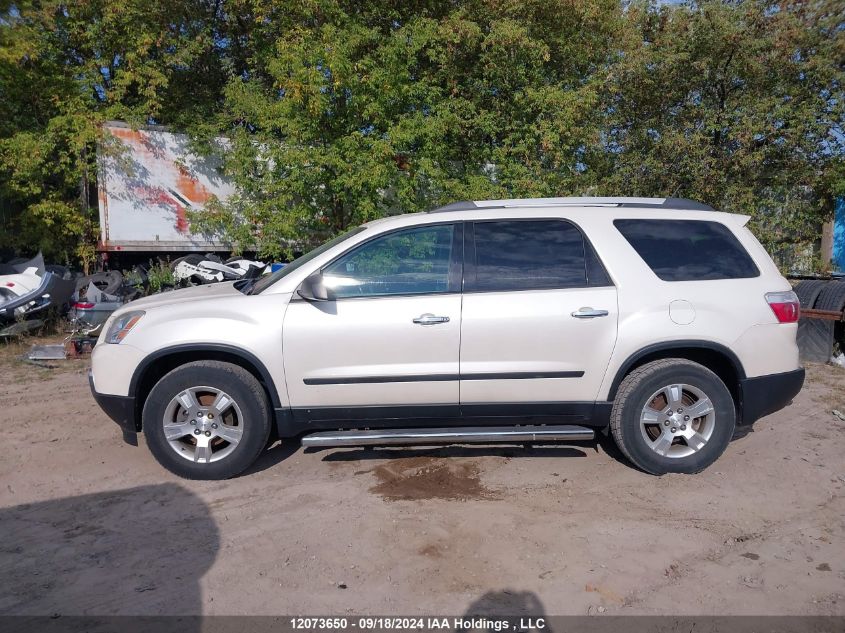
[322,224,455,299]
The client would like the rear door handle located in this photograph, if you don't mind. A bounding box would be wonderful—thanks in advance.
[413,314,450,325]
[571,307,609,319]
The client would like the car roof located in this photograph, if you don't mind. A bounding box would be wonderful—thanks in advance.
[429,197,714,212]
[359,197,751,232]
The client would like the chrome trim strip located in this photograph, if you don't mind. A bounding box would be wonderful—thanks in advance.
[301,425,595,447]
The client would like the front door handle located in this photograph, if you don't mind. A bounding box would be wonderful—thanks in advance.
[413,314,450,325]
[571,307,609,319]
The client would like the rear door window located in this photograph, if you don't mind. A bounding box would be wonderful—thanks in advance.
[468,219,609,291]
[614,219,759,281]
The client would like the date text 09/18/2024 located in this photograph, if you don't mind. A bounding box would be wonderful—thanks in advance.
[289,617,547,631]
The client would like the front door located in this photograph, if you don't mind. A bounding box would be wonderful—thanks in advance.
[459,219,618,416]
[283,223,463,427]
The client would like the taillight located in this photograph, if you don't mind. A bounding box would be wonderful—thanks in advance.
[72,302,96,309]
[765,290,800,323]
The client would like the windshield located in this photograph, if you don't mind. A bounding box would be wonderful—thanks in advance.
[246,226,367,295]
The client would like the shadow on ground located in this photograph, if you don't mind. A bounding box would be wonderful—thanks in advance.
[241,440,301,475]
[0,484,217,618]
[460,590,552,632]
[311,444,590,462]
[241,421,758,480]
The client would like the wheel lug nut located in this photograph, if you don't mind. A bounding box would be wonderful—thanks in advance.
[212,423,218,429]
[205,431,211,437]
[208,413,214,419]
[677,408,683,413]
[193,429,201,435]
[663,420,670,426]
[683,415,690,421]
[190,420,196,425]
[671,427,677,433]
[681,425,687,430]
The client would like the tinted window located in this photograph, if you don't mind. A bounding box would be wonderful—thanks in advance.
[470,220,588,291]
[614,219,759,281]
[323,224,455,298]
[585,239,612,287]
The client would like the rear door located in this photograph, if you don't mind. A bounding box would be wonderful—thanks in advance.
[282,222,463,426]
[459,219,619,413]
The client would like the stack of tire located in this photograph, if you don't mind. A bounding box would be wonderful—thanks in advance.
[793,279,845,362]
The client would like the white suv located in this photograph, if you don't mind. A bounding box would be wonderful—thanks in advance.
[90,197,804,479]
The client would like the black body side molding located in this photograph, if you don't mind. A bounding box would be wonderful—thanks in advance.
[127,343,286,436]
[129,343,283,407]
[277,401,613,437]
[303,370,584,385]
[607,340,747,400]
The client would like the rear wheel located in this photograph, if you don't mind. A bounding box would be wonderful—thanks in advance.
[610,359,735,475]
[143,361,271,479]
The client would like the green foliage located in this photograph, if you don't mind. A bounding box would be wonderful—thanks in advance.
[188,0,622,258]
[145,259,175,293]
[1,0,843,264]
[598,0,845,255]
[0,0,228,265]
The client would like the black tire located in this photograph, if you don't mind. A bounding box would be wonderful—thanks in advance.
[610,358,736,475]
[793,280,828,309]
[170,254,204,270]
[814,281,845,312]
[142,361,271,480]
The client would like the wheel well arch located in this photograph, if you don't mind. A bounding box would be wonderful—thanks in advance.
[129,344,282,430]
[607,341,745,409]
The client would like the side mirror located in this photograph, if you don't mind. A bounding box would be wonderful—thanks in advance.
[297,271,329,302]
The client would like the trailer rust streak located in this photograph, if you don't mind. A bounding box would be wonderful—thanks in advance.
[97,121,234,253]
[176,165,212,205]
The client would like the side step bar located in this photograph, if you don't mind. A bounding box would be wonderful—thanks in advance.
[301,425,595,448]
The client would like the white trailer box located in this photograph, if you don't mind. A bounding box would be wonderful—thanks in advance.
[97,122,234,252]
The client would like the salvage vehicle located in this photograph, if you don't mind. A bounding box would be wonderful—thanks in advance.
[171,255,267,285]
[89,197,805,479]
[0,253,75,331]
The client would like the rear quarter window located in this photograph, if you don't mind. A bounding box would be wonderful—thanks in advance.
[614,219,759,281]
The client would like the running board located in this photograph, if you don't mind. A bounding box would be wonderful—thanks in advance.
[301,425,594,448]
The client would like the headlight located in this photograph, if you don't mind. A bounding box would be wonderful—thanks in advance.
[105,310,145,344]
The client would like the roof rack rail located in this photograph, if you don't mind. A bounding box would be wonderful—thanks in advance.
[429,197,714,212]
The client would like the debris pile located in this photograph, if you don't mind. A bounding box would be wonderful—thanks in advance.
[0,253,75,337]
[1,251,277,354]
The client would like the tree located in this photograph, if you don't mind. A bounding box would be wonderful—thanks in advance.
[594,0,845,256]
[0,0,227,266]
[1,0,842,265]
[189,0,622,258]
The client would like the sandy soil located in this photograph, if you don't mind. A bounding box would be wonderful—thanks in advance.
[1,341,844,617]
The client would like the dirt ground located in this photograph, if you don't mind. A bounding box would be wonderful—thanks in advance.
[1,338,844,617]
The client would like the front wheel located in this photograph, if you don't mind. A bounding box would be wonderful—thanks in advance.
[142,361,271,480]
[610,359,736,475]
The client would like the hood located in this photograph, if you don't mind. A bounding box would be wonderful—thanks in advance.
[122,281,242,312]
